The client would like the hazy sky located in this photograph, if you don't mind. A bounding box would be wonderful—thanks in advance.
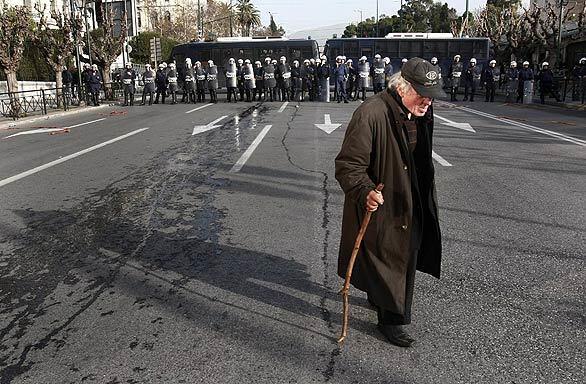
[248,0,529,34]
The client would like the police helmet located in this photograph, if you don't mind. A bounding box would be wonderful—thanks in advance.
[359,56,367,62]
[489,59,496,66]
[310,58,316,64]
[255,60,261,66]
[238,58,244,64]
[374,54,381,59]
[293,60,299,65]
[523,61,529,66]
[510,61,517,68]
[303,59,310,64]
[402,58,408,63]
[229,58,235,64]
[245,59,251,64]
[265,57,271,63]
[542,62,549,68]
[280,56,286,61]
[454,55,461,60]
[341,56,347,61]
[125,62,132,68]
[431,57,438,64]
[208,60,214,66]
[470,58,477,64]
[145,64,151,69]
[158,64,164,69]
[580,57,586,64]
[384,57,390,64]
[346,59,353,64]
[169,63,175,68]
[195,61,201,66]
[185,58,192,65]
[161,62,167,68]
[91,64,98,70]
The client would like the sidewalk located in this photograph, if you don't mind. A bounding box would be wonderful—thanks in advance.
[0,102,116,131]
[445,91,585,112]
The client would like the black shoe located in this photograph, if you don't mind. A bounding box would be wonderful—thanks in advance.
[377,324,415,348]
[344,100,349,103]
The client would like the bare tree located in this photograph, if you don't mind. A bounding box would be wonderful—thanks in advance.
[88,5,127,99]
[34,5,83,105]
[0,5,33,103]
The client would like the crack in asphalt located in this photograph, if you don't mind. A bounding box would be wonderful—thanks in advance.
[280,105,341,382]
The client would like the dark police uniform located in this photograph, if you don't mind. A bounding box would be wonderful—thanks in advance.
[121,67,136,106]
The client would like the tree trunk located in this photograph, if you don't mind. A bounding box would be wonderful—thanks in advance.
[102,65,112,100]
[4,69,21,118]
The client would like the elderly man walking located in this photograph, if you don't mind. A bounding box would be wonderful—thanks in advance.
[335,57,443,348]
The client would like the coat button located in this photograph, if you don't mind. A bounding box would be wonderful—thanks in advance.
[401,224,408,230]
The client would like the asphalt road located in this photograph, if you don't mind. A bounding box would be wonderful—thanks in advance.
[0,96,584,384]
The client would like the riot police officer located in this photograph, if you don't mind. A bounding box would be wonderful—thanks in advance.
[448,54,463,101]
[253,61,264,101]
[291,60,302,102]
[463,57,481,102]
[572,57,586,102]
[226,57,238,103]
[317,55,330,102]
[372,53,385,94]
[346,59,356,101]
[207,60,219,103]
[236,58,245,101]
[537,62,560,104]
[154,63,167,104]
[333,56,349,103]
[195,61,207,102]
[88,64,102,106]
[277,56,292,102]
[243,59,256,102]
[167,62,179,104]
[183,58,196,103]
[141,64,155,106]
[121,62,136,107]
[301,59,315,101]
[384,57,394,82]
[430,57,441,80]
[517,61,534,103]
[505,61,519,103]
[263,57,277,101]
[356,56,370,101]
[482,59,499,102]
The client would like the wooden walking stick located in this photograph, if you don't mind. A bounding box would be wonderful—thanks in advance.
[338,183,384,345]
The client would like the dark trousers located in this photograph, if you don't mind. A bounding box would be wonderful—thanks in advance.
[373,83,384,94]
[280,86,290,102]
[450,86,459,101]
[336,78,347,101]
[209,89,217,103]
[540,83,560,103]
[227,87,238,102]
[485,83,496,102]
[142,91,153,105]
[463,84,475,101]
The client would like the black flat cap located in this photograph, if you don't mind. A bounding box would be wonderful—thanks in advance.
[401,57,446,99]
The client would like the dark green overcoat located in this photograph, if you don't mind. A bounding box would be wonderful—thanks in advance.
[335,89,442,314]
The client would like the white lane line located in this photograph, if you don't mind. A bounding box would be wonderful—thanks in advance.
[457,106,586,146]
[229,125,272,173]
[4,118,107,139]
[278,101,289,113]
[432,150,452,167]
[185,103,213,114]
[434,113,476,132]
[0,128,150,188]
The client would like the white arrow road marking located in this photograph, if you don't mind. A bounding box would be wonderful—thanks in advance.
[185,103,213,114]
[229,125,272,173]
[315,114,342,134]
[192,116,228,135]
[0,128,150,188]
[3,118,106,139]
[432,150,452,167]
[457,106,586,147]
[434,113,476,133]
[278,101,289,113]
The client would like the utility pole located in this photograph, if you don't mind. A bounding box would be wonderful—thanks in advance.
[376,0,379,37]
[70,0,83,100]
[557,0,566,69]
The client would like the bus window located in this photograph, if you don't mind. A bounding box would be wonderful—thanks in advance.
[290,48,302,60]
[473,41,488,59]
[343,41,359,58]
[374,41,399,58]
[196,50,210,62]
[399,40,422,58]
[361,47,372,59]
[237,48,253,60]
[424,41,448,61]
[274,46,287,58]
[211,48,222,65]
[260,48,275,57]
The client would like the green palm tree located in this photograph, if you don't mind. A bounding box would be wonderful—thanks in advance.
[236,0,261,36]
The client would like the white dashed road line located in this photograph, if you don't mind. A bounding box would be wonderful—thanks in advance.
[432,150,453,167]
[278,101,289,113]
[185,103,213,114]
[0,128,150,188]
[229,125,273,173]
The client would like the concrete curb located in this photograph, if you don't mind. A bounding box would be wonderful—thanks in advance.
[0,103,115,131]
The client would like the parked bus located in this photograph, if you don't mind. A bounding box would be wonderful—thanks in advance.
[170,37,320,89]
[324,33,491,75]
